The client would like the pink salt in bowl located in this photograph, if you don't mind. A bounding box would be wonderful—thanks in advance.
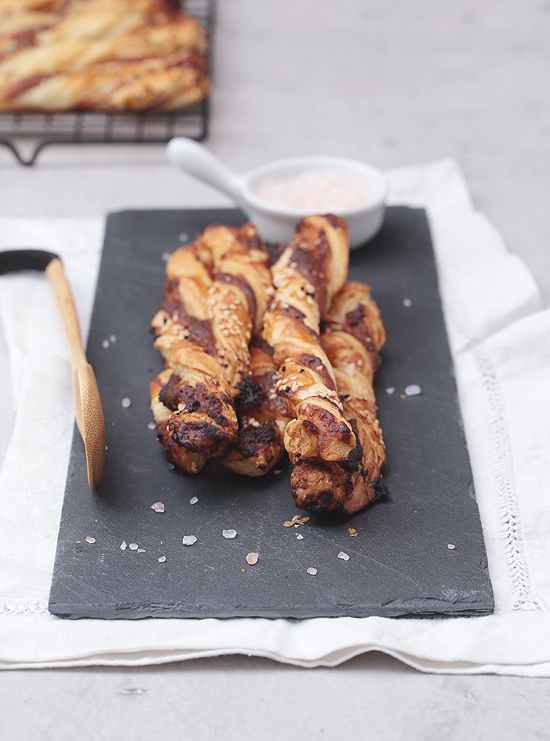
[166,138,387,249]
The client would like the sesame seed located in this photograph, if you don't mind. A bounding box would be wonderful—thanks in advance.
[190,496,198,505]
[85,536,96,544]
[147,421,156,430]
[385,387,395,395]
[182,535,197,546]
[405,384,422,396]
[222,529,237,539]
[273,469,282,475]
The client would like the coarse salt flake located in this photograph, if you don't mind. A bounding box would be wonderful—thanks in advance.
[129,543,139,550]
[137,548,146,553]
[151,501,165,513]
[120,541,127,550]
[168,463,175,470]
[121,397,132,408]
[246,552,259,565]
[448,544,456,550]
[158,556,166,563]
[338,551,350,561]
[162,252,171,262]
[102,339,110,349]
[182,535,197,546]
[85,536,96,544]
[385,387,395,395]
[296,533,304,540]
[404,384,422,396]
[109,335,117,343]
[256,169,372,211]
[403,298,413,307]
[147,421,156,430]
[307,567,318,576]
[222,529,237,539]
[190,496,198,505]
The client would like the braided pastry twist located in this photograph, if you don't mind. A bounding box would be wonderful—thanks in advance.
[262,215,356,462]
[0,0,209,112]
[291,281,387,514]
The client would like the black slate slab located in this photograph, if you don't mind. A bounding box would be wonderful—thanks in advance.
[48,207,494,620]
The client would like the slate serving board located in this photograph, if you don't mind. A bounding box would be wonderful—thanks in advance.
[48,206,494,620]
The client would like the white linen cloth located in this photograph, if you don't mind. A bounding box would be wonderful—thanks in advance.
[0,159,548,675]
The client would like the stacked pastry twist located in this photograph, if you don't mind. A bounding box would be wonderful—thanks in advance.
[150,215,387,515]
[0,0,208,112]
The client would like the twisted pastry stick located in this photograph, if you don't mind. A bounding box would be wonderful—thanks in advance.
[223,340,291,476]
[0,0,209,112]
[152,223,272,460]
[262,215,356,462]
[291,281,387,515]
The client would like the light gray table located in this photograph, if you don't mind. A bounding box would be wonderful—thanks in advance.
[1,1,549,738]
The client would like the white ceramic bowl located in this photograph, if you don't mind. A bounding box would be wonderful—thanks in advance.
[166,138,387,249]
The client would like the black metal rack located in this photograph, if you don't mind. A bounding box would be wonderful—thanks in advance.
[0,0,213,166]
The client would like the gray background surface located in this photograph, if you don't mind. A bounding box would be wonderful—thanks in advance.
[1,0,549,738]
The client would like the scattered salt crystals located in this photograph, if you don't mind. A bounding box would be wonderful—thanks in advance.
[447,544,456,550]
[85,536,96,544]
[178,232,189,243]
[256,169,372,211]
[147,421,156,430]
[222,529,237,539]
[404,384,422,397]
[246,552,259,565]
[190,496,199,505]
[296,533,304,540]
[182,535,197,546]
[120,541,127,550]
[105,446,108,451]
[162,251,171,262]
[168,463,175,470]
[158,556,166,563]
[129,543,139,551]
[338,551,350,561]
[137,548,146,553]
[102,339,110,349]
[150,501,165,513]
[109,335,117,343]
[307,567,318,576]
[403,298,413,308]
[121,397,132,408]
[385,387,395,395]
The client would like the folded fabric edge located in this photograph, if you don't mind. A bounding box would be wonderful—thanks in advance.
[2,645,550,677]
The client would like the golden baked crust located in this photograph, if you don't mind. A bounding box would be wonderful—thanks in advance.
[291,281,387,515]
[262,215,357,463]
[0,0,209,112]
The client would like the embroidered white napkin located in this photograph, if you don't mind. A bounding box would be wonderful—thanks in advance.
[1,159,549,675]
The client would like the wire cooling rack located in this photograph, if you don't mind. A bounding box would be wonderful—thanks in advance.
[0,0,213,166]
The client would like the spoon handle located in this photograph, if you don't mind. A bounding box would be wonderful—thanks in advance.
[166,137,244,205]
[45,257,87,369]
